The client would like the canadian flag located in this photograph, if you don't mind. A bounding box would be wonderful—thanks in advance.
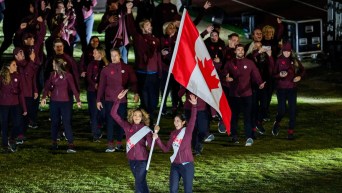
[169,10,231,134]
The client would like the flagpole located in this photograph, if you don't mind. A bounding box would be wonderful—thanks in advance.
[146,9,188,171]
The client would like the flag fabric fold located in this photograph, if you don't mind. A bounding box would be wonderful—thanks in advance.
[169,9,231,134]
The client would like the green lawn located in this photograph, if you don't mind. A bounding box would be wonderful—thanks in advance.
[0,66,342,193]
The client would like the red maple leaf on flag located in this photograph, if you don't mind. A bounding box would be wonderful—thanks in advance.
[197,57,220,91]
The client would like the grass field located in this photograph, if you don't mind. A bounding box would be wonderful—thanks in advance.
[1,10,342,193]
[0,65,341,193]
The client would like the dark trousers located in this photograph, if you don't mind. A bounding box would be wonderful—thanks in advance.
[275,88,297,130]
[0,2,4,22]
[0,13,18,57]
[185,110,209,152]
[160,72,182,113]
[229,96,253,139]
[23,97,36,131]
[50,101,74,144]
[87,91,102,138]
[104,101,126,143]
[170,162,194,193]
[137,73,159,121]
[251,88,268,127]
[0,105,22,147]
[265,79,275,117]
[129,160,149,193]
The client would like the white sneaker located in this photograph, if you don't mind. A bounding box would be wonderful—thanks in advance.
[67,148,76,153]
[245,138,254,146]
[105,148,115,153]
[204,134,215,142]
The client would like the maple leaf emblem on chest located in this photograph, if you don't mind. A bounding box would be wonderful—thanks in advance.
[197,57,220,91]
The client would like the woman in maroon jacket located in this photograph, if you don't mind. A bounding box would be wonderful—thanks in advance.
[0,60,27,153]
[96,48,139,152]
[272,42,305,140]
[13,47,39,144]
[87,47,108,141]
[153,94,197,193]
[41,58,81,153]
[111,89,153,193]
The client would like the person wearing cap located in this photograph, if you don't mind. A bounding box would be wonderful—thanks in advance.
[272,42,305,140]
[223,44,265,146]
[41,58,81,153]
[0,60,27,153]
